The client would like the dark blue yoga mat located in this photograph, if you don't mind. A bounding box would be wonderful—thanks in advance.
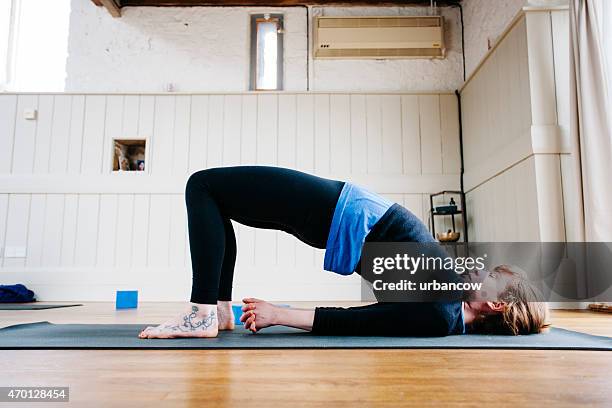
[0,322,610,350]
[0,303,82,310]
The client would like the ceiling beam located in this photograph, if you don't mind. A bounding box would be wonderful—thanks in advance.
[92,0,122,17]
[118,0,444,6]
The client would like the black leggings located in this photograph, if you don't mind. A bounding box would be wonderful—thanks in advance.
[185,166,344,304]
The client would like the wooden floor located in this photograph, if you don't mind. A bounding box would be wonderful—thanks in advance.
[1,303,611,407]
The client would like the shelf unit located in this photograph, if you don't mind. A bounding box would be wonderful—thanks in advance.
[429,190,468,242]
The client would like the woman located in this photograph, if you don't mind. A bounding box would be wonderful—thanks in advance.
[138,166,549,339]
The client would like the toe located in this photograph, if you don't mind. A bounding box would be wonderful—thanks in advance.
[143,326,163,338]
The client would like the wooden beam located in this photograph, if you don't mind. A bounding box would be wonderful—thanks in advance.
[119,0,441,6]
[98,0,460,14]
[95,0,122,17]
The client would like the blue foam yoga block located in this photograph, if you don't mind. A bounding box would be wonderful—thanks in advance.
[115,290,138,309]
[232,304,290,325]
[232,305,243,324]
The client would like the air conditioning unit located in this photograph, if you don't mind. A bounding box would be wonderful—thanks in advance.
[314,16,445,59]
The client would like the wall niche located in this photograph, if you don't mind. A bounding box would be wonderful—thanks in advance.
[112,139,147,172]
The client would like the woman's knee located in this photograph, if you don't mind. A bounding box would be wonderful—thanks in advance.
[185,169,214,200]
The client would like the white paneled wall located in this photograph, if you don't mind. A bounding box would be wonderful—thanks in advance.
[0,92,460,301]
[461,8,570,242]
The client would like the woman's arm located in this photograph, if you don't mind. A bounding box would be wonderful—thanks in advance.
[241,298,461,336]
[241,298,314,332]
[240,299,399,334]
[312,302,461,336]
[276,308,315,331]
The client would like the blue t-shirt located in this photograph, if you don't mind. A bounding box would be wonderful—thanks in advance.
[323,183,393,275]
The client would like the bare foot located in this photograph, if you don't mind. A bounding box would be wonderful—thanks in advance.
[217,301,235,331]
[138,304,218,339]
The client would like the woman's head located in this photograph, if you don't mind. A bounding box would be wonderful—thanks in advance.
[465,265,550,335]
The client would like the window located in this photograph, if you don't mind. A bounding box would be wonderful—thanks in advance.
[0,0,18,90]
[250,14,284,91]
[0,0,70,91]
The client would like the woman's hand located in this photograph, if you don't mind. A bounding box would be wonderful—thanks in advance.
[240,298,281,333]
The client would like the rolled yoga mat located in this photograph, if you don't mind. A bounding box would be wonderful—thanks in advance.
[0,322,611,350]
[0,304,82,310]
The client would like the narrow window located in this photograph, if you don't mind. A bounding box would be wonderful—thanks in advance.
[250,14,283,91]
[0,0,18,90]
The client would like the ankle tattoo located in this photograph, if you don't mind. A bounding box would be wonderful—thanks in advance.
[162,306,216,332]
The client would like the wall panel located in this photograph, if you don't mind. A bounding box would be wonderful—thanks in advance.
[188,95,209,172]
[419,95,442,175]
[12,95,38,174]
[33,96,54,173]
[461,10,569,243]
[25,195,46,267]
[41,194,64,266]
[59,195,78,266]
[49,96,72,174]
[81,96,106,175]
[74,195,100,266]
[0,92,459,301]
[115,194,135,267]
[0,95,17,174]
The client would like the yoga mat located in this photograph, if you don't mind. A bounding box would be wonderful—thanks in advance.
[0,322,610,350]
[0,304,82,310]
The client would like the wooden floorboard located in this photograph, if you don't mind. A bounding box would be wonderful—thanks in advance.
[1,303,611,407]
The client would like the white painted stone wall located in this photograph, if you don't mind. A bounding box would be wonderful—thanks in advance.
[462,0,568,78]
[66,3,463,92]
[309,6,462,92]
[8,1,569,92]
[66,3,308,92]
[462,0,525,77]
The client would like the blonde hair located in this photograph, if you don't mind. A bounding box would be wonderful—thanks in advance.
[470,265,551,335]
